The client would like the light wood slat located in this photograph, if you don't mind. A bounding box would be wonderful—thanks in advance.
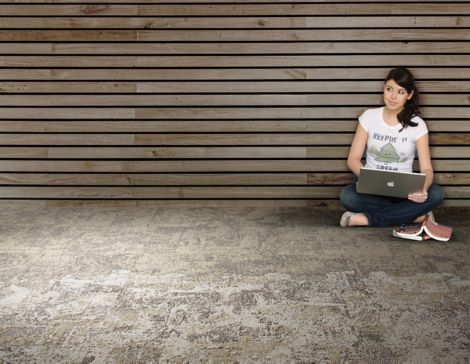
[2,80,470,93]
[1,4,469,16]
[1,120,468,133]
[0,160,351,172]
[0,159,468,172]
[1,16,469,29]
[441,187,470,198]
[0,133,467,146]
[0,107,467,119]
[0,173,311,185]
[2,68,470,81]
[3,29,470,42]
[133,107,470,120]
[434,173,470,185]
[0,185,466,199]
[3,172,467,186]
[0,94,466,106]
[0,186,343,199]
[0,120,357,133]
[4,42,470,55]
[0,28,470,42]
[0,146,333,159]
[2,55,470,67]
[1,146,468,159]
[0,146,313,159]
[0,133,354,146]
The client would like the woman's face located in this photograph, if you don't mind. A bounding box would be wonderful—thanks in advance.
[383,79,413,113]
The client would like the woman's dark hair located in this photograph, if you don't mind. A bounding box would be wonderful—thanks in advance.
[385,67,420,131]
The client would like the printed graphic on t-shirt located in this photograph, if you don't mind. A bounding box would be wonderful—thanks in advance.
[375,143,399,163]
[369,132,411,171]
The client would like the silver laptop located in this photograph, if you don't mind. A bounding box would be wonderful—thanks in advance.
[356,167,425,198]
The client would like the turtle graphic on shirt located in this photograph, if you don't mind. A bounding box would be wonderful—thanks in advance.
[375,142,400,163]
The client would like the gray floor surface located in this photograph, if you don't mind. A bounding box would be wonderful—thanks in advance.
[0,205,469,363]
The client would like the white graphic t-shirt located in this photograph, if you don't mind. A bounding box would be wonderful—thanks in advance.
[359,107,428,173]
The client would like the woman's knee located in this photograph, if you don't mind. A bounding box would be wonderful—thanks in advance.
[427,184,444,207]
[340,184,360,210]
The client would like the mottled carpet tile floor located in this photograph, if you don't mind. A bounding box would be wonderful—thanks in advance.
[0,205,468,363]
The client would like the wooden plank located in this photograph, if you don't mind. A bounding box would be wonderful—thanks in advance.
[0,133,468,146]
[1,146,467,159]
[3,42,470,55]
[0,172,469,187]
[0,146,313,159]
[0,159,468,172]
[2,55,470,67]
[0,173,310,185]
[0,160,350,172]
[1,4,469,16]
[1,120,468,133]
[2,80,470,93]
[0,94,466,106]
[0,120,358,133]
[1,16,469,29]
[1,68,469,81]
[2,29,470,42]
[0,107,468,119]
[0,133,354,146]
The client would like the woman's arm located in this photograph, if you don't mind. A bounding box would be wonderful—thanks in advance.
[408,133,434,203]
[347,123,368,176]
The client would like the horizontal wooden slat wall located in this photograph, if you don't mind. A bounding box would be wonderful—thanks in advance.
[0,1,469,205]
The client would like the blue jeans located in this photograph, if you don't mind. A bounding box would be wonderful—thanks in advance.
[340,183,444,227]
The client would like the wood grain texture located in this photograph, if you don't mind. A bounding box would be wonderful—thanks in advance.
[0,1,469,203]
